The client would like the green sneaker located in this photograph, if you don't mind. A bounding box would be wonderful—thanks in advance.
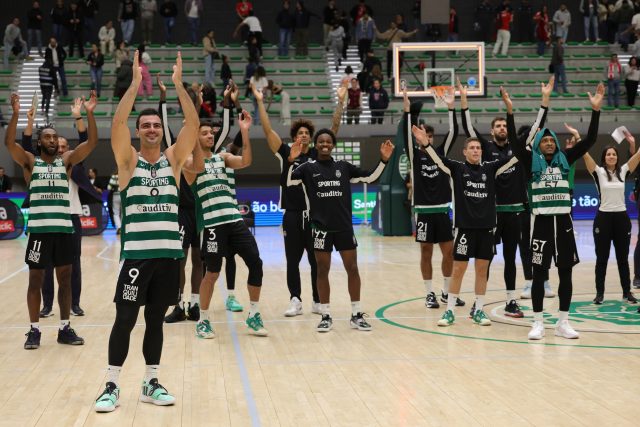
[225,295,243,312]
[195,319,215,339]
[246,312,268,336]
[437,309,455,327]
[472,309,492,326]
[95,382,119,412]
[140,378,176,406]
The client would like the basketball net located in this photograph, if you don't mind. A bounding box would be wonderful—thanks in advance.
[431,86,454,109]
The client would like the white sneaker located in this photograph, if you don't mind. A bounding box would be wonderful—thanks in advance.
[311,302,322,315]
[544,281,556,298]
[554,320,579,339]
[528,321,545,340]
[284,297,303,317]
[521,285,532,299]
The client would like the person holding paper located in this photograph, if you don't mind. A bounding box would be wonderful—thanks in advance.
[566,123,640,305]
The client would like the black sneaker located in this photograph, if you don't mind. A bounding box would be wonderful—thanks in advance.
[39,306,53,318]
[425,292,440,309]
[504,299,524,318]
[440,291,466,306]
[316,314,333,332]
[634,277,640,289]
[24,327,41,350]
[469,302,476,318]
[593,293,604,305]
[57,324,84,345]
[187,302,200,321]
[350,312,372,331]
[164,304,186,323]
[71,305,85,316]
[623,292,638,304]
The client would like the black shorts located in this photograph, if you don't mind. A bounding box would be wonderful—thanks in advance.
[201,220,260,274]
[530,214,579,269]
[415,212,453,243]
[495,211,526,245]
[453,228,496,261]
[114,258,180,306]
[312,226,358,252]
[25,232,74,269]
[178,207,199,250]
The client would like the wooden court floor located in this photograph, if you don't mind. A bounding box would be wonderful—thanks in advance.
[0,221,638,427]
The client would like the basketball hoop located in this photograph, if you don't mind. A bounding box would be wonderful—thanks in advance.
[431,86,454,109]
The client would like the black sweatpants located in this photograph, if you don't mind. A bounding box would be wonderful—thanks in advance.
[532,266,573,312]
[282,210,319,303]
[594,210,631,294]
[493,211,533,290]
[42,214,82,307]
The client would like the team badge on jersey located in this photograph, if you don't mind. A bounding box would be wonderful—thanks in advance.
[482,173,487,182]
[47,164,53,173]
[336,170,341,178]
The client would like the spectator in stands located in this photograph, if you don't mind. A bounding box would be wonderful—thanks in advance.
[81,0,99,44]
[27,1,43,57]
[114,40,129,69]
[581,0,600,41]
[355,11,375,63]
[497,0,513,13]
[493,5,514,56]
[534,6,551,56]
[87,43,104,97]
[51,0,66,44]
[342,65,355,85]
[199,82,217,118]
[602,1,618,43]
[88,168,104,194]
[202,29,218,85]
[624,56,639,105]
[137,45,153,98]
[323,0,337,50]
[294,1,313,56]
[394,14,408,32]
[632,6,640,32]
[475,0,494,43]
[4,18,30,69]
[368,78,388,124]
[369,63,384,89]
[249,65,268,125]
[338,10,350,59]
[0,167,12,192]
[376,21,416,79]
[140,0,158,45]
[447,7,459,43]
[350,0,373,26]
[606,53,622,107]
[411,0,425,41]
[616,0,635,50]
[234,10,263,57]
[66,2,83,58]
[184,0,203,45]
[346,77,361,124]
[99,21,115,55]
[159,0,178,44]
[244,58,257,96]
[552,36,568,93]
[45,37,67,96]
[119,0,137,45]
[107,170,121,233]
[235,0,253,42]
[38,59,57,117]
[220,55,232,88]
[553,4,571,43]
[328,20,344,71]
[631,29,640,54]
[113,57,132,99]
[515,0,534,43]
[276,0,295,56]
[247,34,260,63]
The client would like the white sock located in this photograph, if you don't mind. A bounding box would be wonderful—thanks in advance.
[447,294,458,312]
[191,293,199,305]
[144,365,159,383]
[557,311,569,322]
[424,280,433,295]
[249,301,259,316]
[443,277,451,294]
[106,365,121,386]
[227,290,235,297]
[321,303,331,316]
[506,290,515,301]
[30,322,40,330]
[351,301,361,316]
[200,309,210,321]
[475,295,485,312]
[533,312,543,322]
[60,319,70,330]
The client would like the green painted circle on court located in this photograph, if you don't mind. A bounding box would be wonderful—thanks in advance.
[374,297,640,350]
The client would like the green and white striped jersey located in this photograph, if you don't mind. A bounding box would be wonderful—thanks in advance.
[27,156,73,234]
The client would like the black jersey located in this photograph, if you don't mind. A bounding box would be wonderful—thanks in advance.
[426,145,518,229]
[403,109,458,213]
[288,157,387,232]
[276,143,317,211]
[461,107,548,210]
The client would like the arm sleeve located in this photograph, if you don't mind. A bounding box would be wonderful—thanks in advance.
[213,107,231,153]
[287,163,304,186]
[565,109,601,164]
[348,160,387,184]
[424,145,453,176]
[435,109,459,156]
[507,112,532,176]
[21,133,35,155]
[159,99,175,148]
[402,111,416,164]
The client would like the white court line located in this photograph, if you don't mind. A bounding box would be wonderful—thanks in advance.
[96,244,118,262]
[0,265,28,284]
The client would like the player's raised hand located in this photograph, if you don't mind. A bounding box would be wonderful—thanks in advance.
[83,90,98,113]
[238,109,252,130]
[500,86,513,112]
[10,93,20,115]
[380,139,395,161]
[588,82,605,111]
[132,50,142,85]
[290,136,303,159]
[171,51,183,85]
[411,124,430,146]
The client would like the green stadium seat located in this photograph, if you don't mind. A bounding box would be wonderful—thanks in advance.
[320,108,333,114]
[516,67,530,72]
[317,95,331,100]
[561,93,575,98]
[298,82,311,86]
[58,111,72,117]
[302,109,316,114]
[507,80,520,85]
[619,106,632,111]
[279,69,293,73]
[532,67,546,72]
[518,107,533,112]
[435,108,448,113]
[268,110,281,116]
[529,93,542,98]
[570,80,584,84]
[420,108,432,113]
[296,69,309,73]
[522,80,536,84]
[568,107,582,112]
[312,68,325,73]
[485,67,499,72]
[314,82,328,87]
[300,96,314,100]
[469,108,483,113]
[579,67,593,71]
[485,108,499,113]
[490,80,504,85]
[601,106,615,111]
[512,94,526,98]
[290,109,299,115]
[577,93,589,98]
[282,82,295,87]
[510,54,524,59]
[551,107,566,112]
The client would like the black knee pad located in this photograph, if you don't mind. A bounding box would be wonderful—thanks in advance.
[246,256,263,286]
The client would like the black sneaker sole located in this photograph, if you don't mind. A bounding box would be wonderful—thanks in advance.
[57,339,85,345]
[24,344,40,350]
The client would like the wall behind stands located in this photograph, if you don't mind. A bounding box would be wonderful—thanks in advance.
[5,1,588,48]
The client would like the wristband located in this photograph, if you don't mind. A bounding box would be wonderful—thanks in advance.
[75,117,83,121]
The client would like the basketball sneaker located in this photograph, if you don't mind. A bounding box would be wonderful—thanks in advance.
[187,302,200,321]
[544,281,556,298]
[57,324,84,345]
[425,292,440,309]
[195,319,215,339]
[528,321,545,340]
[440,291,465,306]
[469,302,476,318]
[164,304,186,323]
[225,295,243,312]
[472,309,491,326]
[316,314,333,332]
[24,327,41,350]
[71,305,85,316]
[437,309,455,326]
[593,293,604,305]
[623,292,638,304]
[311,302,322,315]
[350,312,372,331]
[246,313,268,336]
[39,306,53,318]
[140,378,176,406]
[504,300,524,318]
[283,297,303,317]
[95,382,120,412]
[554,320,579,339]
